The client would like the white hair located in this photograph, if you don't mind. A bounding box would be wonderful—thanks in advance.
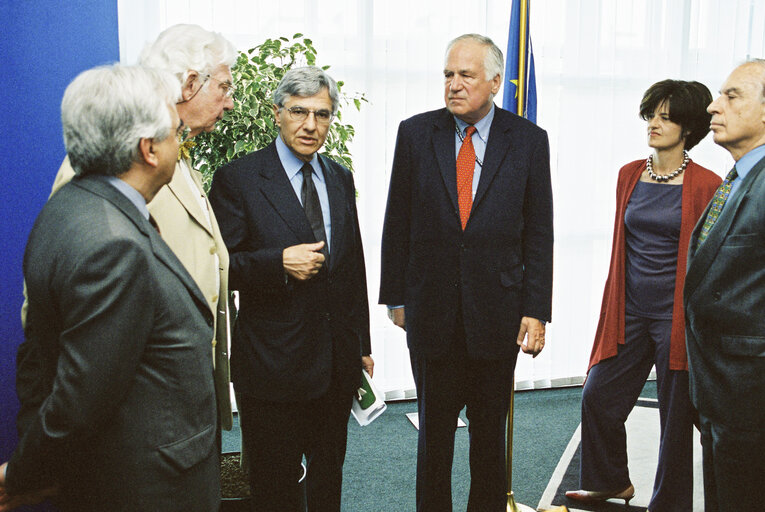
[62,64,180,177]
[139,24,237,85]
[445,33,504,83]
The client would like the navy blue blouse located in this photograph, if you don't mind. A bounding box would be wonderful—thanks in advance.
[624,181,683,319]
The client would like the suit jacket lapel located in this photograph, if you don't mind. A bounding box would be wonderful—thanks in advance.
[432,110,459,213]
[165,159,214,237]
[473,107,512,209]
[320,154,346,271]
[74,176,210,312]
[257,143,316,243]
[686,156,765,296]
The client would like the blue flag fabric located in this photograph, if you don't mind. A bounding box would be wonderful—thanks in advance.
[503,0,537,123]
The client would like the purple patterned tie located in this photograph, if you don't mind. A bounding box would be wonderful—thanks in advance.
[698,166,738,244]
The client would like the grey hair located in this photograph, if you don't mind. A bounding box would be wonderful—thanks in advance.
[62,64,181,177]
[445,33,504,83]
[272,66,340,114]
[139,24,237,86]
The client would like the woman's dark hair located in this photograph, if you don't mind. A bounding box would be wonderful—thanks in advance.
[639,79,713,150]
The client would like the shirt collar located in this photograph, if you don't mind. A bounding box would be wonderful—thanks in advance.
[275,134,324,183]
[454,103,495,143]
[103,175,149,219]
[734,144,765,181]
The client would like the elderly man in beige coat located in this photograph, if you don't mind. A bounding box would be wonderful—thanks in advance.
[17,24,238,437]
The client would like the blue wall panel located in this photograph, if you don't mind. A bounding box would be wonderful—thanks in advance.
[0,0,119,480]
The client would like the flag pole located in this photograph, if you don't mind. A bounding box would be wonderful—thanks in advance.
[506,3,540,509]
[516,0,529,117]
[506,376,536,512]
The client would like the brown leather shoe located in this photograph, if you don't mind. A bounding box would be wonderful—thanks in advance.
[565,484,635,504]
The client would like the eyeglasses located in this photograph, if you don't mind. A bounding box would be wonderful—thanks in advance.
[205,74,236,98]
[282,106,334,125]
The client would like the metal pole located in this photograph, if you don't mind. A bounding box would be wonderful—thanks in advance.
[506,376,536,512]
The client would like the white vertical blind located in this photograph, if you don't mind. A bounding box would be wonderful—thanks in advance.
[118,0,765,396]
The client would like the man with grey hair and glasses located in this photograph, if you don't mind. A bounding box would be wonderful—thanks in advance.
[209,66,373,511]
[380,33,553,511]
[21,24,238,442]
[684,58,765,512]
[0,64,220,512]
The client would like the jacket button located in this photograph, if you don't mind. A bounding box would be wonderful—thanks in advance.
[325,313,331,321]
[713,291,721,301]
[209,246,217,255]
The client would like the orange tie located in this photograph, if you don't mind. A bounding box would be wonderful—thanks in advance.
[456,126,477,230]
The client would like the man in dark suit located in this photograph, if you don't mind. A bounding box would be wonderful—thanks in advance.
[208,66,373,512]
[684,59,765,512]
[379,33,553,511]
[0,65,219,512]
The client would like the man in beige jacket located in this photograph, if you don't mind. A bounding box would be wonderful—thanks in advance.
[17,24,238,436]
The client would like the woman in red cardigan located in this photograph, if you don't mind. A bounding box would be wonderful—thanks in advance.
[566,80,721,511]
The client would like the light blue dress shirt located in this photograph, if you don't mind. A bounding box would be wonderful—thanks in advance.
[724,144,765,214]
[454,104,495,199]
[276,134,332,252]
[104,175,149,219]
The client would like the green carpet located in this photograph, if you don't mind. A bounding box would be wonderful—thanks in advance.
[222,381,658,511]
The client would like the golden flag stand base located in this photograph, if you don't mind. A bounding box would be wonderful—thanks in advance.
[506,491,537,512]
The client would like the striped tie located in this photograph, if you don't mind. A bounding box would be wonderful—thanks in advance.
[698,166,738,244]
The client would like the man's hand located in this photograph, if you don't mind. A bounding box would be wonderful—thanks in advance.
[361,356,375,378]
[517,316,545,358]
[0,463,58,512]
[387,307,405,330]
[283,241,325,281]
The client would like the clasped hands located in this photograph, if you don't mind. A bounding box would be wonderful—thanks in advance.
[283,241,325,281]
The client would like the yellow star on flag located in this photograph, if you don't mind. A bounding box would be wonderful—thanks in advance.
[509,79,519,98]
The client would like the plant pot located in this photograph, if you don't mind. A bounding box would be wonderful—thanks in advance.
[220,452,307,512]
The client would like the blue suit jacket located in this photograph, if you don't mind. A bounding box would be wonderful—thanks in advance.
[209,142,371,401]
[379,106,553,359]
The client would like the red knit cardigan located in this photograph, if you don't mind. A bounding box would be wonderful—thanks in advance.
[588,159,721,372]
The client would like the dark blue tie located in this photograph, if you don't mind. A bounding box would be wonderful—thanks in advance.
[301,163,328,262]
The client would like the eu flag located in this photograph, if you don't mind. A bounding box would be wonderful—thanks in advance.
[503,0,537,123]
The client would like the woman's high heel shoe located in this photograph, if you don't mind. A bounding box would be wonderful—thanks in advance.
[565,483,635,504]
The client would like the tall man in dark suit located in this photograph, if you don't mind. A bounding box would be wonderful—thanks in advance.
[209,66,373,512]
[0,65,219,512]
[379,33,553,511]
[684,59,765,512]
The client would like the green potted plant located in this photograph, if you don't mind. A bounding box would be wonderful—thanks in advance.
[193,34,365,511]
